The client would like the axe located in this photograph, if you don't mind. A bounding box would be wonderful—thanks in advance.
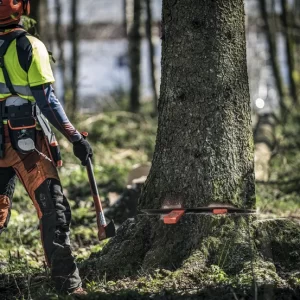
[86,157,116,241]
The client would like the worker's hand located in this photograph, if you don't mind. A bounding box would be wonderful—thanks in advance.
[73,137,93,166]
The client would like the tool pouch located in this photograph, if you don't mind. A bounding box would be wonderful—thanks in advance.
[35,108,62,167]
[46,132,63,167]
[8,116,36,154]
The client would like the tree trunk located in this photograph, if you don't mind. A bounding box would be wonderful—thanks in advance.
[280,0,298,106]
[123,0,128,37]
[254,114,276,181]
[140,0,255,210]
[259,0,286,118]
[27,0,40,36]
[128,0,142,113]
[145,0,159,116]
[27,0,50,45]
[81,1,300,298]
[38,0,50,46]
[54,0,67,107]
[70,0,79,119]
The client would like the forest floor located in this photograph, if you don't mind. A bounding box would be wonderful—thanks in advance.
[0,111,299,300]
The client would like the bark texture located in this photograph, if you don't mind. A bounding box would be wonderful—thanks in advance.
[140,0,255,210]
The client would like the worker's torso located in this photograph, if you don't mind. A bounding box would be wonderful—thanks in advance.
[0,27,54,102]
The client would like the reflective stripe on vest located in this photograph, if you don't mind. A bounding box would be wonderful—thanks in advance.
[0,82,32,96]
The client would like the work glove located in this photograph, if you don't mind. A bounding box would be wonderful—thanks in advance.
[73,137,93,166]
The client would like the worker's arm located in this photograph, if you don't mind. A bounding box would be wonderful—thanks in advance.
[31,84,93,165]
[31,83,81,142]
[19,34,92,165]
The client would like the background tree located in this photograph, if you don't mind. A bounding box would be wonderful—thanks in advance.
[28,0,50,44]
[54,0,67,107]
[70,0,79,119]
[123,0,127,38]
[280,0,298,106]
[128,0,142,113]
[145,0,158,116]
[259,0,286,117]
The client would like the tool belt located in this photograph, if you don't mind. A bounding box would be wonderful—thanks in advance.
[0,100,36,155]
[0,99,62,166]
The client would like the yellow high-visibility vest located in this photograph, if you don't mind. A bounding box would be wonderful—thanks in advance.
[0,29,55,101]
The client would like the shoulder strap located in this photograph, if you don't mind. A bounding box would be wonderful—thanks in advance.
[0,30,27,95]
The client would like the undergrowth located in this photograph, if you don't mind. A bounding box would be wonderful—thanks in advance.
[0,110,300,299]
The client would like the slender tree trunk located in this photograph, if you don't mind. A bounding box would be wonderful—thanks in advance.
[145,0,158,116]
[280,0,298,106]
[140,0,255,210]
[125,0,134,35]
[128,0,142,113]
[70,0,79,118]
[28,0,40,36]
[28,0,50,45]
[254,114,276,181]
[39,0,51,46]
[123,0,128,38]
[293,0,300,81]
[54,0,67,107]
[259,0,286,117]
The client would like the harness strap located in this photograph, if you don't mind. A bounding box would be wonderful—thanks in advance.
[0,29,29,158]
[0,30,27,95]
[0,101,3,158]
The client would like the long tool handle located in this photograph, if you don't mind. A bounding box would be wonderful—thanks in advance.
[86,158,107,228]
[83,131,116,240]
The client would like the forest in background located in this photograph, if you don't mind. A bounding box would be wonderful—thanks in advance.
[0,0,300,299]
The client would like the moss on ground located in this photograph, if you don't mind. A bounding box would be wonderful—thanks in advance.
[75,216,300,300]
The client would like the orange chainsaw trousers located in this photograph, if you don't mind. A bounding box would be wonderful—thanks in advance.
[0,127,82,293]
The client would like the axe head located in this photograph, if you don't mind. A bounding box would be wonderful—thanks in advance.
[98,219,116,241]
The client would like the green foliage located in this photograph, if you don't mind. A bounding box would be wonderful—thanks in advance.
[256,110,300,218]
[206,265,230,284]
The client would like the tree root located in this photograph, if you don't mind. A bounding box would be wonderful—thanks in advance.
[80,215,300,299]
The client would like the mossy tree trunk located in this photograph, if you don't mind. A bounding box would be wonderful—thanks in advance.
[140,0,255,210]
[82,1,300,298]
